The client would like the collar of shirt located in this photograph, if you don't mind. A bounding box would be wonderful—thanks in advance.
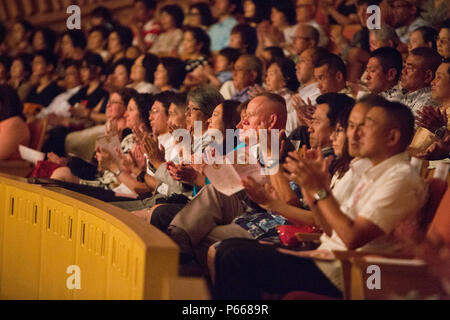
[362,152,410,182]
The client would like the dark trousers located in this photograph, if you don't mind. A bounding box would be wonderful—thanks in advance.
[213,238,342,300]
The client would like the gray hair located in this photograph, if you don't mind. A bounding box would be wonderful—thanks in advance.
[187,85,224,118]
[370,25,400,48]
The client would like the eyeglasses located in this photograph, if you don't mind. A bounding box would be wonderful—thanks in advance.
[186,106,202,113]
[436,37,450,45]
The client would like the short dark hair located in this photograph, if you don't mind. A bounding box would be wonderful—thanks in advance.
[358,93,415,150]
[440,18,450,30]
[410,47,442,76]
[13,53,33,76]
[32,27,57,52]
[160,4,185,29]
[82,51,105,73]
[62,30,86,49]
[244,0,271,23]
[315,53,347,81]
[170,92,187,112]
[153,91,177,114]
[239,54,263,84]
[441,58,450,76]
[34,50,58,68]
[183,26,211,57]
[309,47,330,66]
[268,58,300,92]
[132,93,154,130]
[218,47,241,64]
[222,99,241,130]
[316,93,355,128]
[189,2,214,27]
[114,58,134,76]
[159,57,186,89]
[231,23,258,55]
[115,87,138,107]
[135,0,156,10]
[142,53,159,83]
[111,25,133,49]
[271,0,297,25]
[62,58,81,71]
[89,25,110,40]
[263,46,285,60]
[413,26,438,50]
[370,47,403,82]
[0,55,12,73]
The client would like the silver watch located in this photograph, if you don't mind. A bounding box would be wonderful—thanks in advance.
[313,189,329,204]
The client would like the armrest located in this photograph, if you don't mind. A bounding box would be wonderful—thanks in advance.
[333,250,414,261]
[349,256,444,299]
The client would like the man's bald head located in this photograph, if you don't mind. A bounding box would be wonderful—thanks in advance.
[242,93,287,138]
[293,24,319,54]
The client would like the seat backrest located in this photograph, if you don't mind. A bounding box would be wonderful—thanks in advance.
[28,118,48,151]
[426,185,450,246]
[418,178,448,230]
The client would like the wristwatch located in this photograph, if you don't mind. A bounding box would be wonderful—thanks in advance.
[434,126,447,139]
[313,189,329,204]
[113,168,122,177]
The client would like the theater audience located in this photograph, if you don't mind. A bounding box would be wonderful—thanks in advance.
[0,0,448,300]
[0,85,30,160]
[149,4,184,57]
[213,95,428,299]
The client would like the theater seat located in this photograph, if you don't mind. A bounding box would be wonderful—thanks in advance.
[28,118,48,151]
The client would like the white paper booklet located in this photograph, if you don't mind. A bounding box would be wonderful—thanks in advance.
[203,151,267,196]
[96,134,122,164]
[19,145,45,164]
[112,183,138,198]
